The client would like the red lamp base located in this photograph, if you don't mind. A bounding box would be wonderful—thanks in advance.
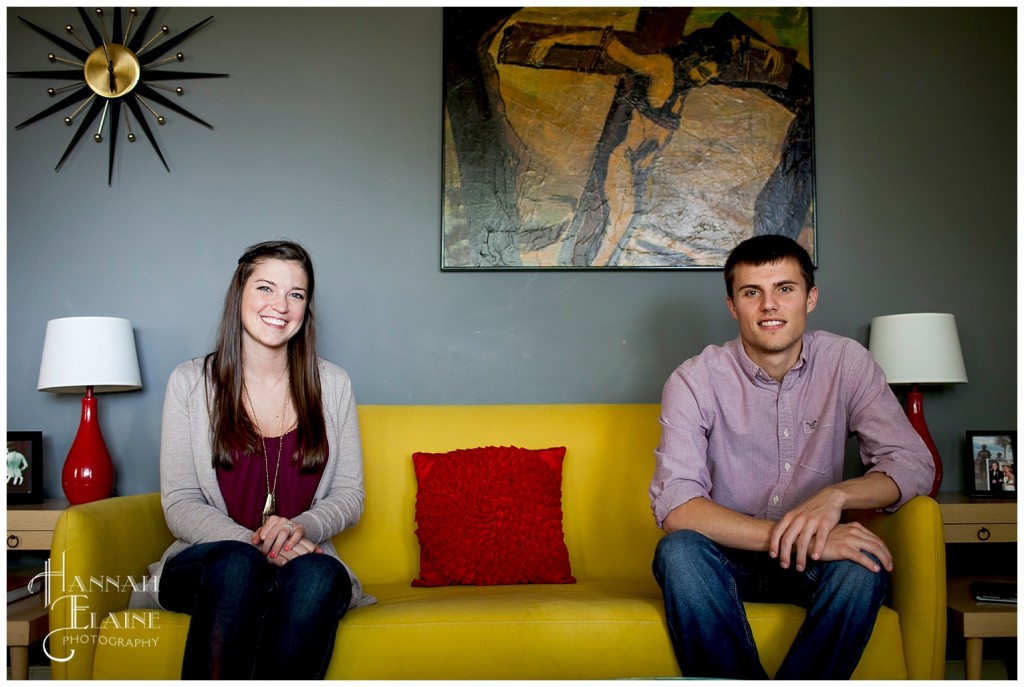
[905,384,942,498]
[62,388,115,505]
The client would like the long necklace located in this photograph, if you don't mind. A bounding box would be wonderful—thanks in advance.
[243,379,289,525]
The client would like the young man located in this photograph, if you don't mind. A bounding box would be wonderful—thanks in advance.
[649,235,933,679]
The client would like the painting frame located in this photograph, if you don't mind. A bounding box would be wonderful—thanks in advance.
[965,430,1016,498]
[7,431,44,504]
[442,7,816,270]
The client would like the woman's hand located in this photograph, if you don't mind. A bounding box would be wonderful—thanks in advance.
[265,536,323,566]
[252,515,323,563]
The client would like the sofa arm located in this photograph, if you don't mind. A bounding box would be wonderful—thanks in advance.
[851,495,946,680]
[49,492,172,680]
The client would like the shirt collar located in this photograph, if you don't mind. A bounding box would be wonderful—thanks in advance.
[730,331,814,385]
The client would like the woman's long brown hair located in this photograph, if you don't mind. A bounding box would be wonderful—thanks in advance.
[205,240,327,470]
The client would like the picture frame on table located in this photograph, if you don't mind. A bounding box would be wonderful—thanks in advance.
[966,430,1016,497]
[7,431,44,504]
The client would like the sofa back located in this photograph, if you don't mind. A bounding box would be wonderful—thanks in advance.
[336,404,665,586]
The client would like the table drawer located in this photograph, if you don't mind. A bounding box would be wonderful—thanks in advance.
[6,530,54,551]
[944,523,1017,544]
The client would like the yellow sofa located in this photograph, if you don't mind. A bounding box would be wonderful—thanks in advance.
[48,404,946,679]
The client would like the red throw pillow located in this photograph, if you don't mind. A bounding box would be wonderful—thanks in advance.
[412,445,576,586]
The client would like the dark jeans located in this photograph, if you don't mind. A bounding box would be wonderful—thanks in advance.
[160,540,352,680]
[652,529,887,679]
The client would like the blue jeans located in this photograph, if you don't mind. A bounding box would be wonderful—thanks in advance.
[160,540,352,680]
[652,529,887,679]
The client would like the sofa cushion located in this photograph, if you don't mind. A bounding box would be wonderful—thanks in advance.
[329,582,906,679]
[87,584,907,680]
[330,580,679,679]
[412,445,575,586]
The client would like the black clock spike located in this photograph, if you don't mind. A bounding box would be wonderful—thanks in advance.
[137,16,215,62]
[111,6,123,46]
[75,7,102,49]
[16,17,90,61]
[8,69,88,81]
[136,83,214,129]
[127,7,158,53]
[14,85,90,130]
[55,96,104,172]
[124,97,170,172]
[141,70,229,82]
[107,101,122,186]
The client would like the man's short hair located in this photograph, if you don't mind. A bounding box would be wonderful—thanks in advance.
[724,235,815,297]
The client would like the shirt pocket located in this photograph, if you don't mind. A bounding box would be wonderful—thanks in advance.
[797,419,837,474]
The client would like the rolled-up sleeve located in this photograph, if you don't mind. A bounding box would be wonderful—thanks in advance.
[845,344,935,509]
[650,362,714,529]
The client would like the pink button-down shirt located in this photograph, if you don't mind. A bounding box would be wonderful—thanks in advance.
[650,330,934,529]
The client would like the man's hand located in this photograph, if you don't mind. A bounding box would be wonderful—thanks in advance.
[769,488,844,572]
[770,477,897,574]
[812,521,892,574]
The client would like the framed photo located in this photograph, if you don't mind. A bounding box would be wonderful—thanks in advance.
[7,431,44,504]
[442,7,815,269]
[966,431,1016,497]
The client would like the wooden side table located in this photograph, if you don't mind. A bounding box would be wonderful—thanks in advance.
[7,499,67,680]
[7,595,49,680]
[7,499,66,552]
[937,494,1017,680]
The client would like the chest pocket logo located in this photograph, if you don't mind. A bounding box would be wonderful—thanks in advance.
[803,419,819,433]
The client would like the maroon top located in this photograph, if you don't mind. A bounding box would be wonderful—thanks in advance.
[216,429,326,531]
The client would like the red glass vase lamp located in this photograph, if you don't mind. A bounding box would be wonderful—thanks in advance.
[868,313,968,498]
[37,317,142,505]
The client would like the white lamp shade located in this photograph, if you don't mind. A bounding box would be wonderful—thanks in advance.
[38,317,143,393]
[868,313,967,385]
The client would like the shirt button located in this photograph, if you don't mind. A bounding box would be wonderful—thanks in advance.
[784,462,791,471]
[772,495,780,504]
[782,428,791,438]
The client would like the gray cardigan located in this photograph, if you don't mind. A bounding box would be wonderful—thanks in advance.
[129,357,372,609]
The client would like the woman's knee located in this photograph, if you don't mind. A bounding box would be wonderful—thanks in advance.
[278,555,352,616]
[161,541,271,612]
[202,541,268,580]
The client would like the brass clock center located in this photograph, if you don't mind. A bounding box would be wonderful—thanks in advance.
[83,44,140,98]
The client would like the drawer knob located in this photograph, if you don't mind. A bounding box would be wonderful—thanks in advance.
[7,534,21,548]
[977,527,992,541]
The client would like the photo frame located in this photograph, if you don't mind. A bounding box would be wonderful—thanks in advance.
[442,7,816,269]
[7,431,44,504]
[966,430,1016,498]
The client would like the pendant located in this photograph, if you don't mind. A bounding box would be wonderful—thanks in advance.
[262,492,276,525]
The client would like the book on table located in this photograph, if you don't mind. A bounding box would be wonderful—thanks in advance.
[971,580,1017,604]
[7,566,45,604]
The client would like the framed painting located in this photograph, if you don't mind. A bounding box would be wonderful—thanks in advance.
[442,7,816,269]
[7,431,43,504]
[966,430,1016,498]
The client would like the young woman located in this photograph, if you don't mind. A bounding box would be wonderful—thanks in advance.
[140,240,369,679]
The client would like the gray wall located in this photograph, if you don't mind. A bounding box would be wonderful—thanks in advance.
[7,7,1016,499]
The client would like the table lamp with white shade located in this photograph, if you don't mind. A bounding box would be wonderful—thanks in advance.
[868,313,968,497]
[37,317,142,504]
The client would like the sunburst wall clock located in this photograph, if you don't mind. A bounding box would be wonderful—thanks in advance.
[9,7,228,185]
